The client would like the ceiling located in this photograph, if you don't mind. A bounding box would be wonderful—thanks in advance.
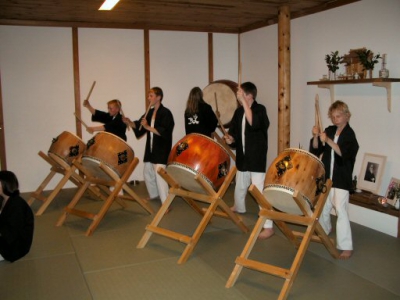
[0,0,359,34]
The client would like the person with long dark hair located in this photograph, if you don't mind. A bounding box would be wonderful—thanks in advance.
[184,87,218,137]
[0,171,34,262]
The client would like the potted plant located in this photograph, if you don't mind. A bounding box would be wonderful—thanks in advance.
[356,49,381,78]
[325,51,342,80]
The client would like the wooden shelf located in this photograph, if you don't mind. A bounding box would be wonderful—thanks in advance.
[350,190,399,238]
[307,78,400,112]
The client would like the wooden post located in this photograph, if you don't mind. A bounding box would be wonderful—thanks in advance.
[208,33,213,83]
[72,27,82,138]
[277,6,291,153]
[144,29,150,107]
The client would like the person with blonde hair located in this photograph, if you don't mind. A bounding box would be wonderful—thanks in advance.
[310,100,359,259]
[124,87,174,205]
[83,98,127,141]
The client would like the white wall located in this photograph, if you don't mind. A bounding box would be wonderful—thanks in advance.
[0,0,399,236]
[242,0,400,237]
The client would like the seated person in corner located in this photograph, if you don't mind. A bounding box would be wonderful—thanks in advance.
[0,171,34,262]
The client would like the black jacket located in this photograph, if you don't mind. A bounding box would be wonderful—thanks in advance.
[228,101,269,172]
[0,195,34,262]
[309,123,359,191]
[133,104,175,164]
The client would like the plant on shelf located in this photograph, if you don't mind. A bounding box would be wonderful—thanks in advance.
[356,49,381,71]
[325,51,343,79]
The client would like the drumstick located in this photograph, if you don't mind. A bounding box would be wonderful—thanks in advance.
[74,112,90,130]
[117,100,130,131]
[238,33,242,86]
[315,94,325,145]
[214,93,228,136]
[139,104,152,131]
[214,92,219,113]
[85,81,96,101]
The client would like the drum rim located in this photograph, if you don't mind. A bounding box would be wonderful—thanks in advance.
[58,131,86,144]
[48,152,73,167]
[282,148,324,168]
[90,131,134,153]
[81,155,122,178]
[182,133,230,157]
[264,183,314,209]
[166,162,216,190]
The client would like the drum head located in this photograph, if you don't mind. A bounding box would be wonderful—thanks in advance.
[81,156,120,180]
[203,80,238,125]
[166,163,214,194]
[263,185,313,215]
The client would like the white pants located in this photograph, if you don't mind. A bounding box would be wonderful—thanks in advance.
[143,162,169,203]
[234,171,273,229]
[319,187,353,250]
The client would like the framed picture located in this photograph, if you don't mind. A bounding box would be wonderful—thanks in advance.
[358,153,387,194]
[385,177,400,200]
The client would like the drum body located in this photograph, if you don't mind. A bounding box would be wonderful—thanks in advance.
[81,132,135,180]
[203,80,238,126]
[48,131,86,167]
[263,148,325,215]
[166,133,230,194]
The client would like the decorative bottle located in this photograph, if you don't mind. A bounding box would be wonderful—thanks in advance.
[379,54,389,78]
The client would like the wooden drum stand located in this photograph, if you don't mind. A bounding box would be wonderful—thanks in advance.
[56,157,154,236]
[226,179,340,300]
[137,165,249,264]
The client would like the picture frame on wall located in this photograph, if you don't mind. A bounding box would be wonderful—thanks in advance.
[358,153,387,194]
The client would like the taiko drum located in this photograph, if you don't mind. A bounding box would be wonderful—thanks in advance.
[166,133,230,194]
[81,132,135,180]
[48,131,86,168]
[202,80,238,126]
[263,148,325,215]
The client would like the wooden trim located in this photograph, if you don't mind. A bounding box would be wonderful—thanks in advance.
[0,71,7,170]
[208,33,213,83]
[72,27,82,138]
[144,29,150,106]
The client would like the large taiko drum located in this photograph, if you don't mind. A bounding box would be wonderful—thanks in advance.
[263,148,326,215]
[203,80,238,126]
[166,133,230,194]
[48,131,86,168]
[81,132,135,180]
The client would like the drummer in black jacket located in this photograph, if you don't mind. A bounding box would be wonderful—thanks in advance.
[123,87,174,205]
[224,81,274,239]
[184,87,218,137]
[83,98,127,141]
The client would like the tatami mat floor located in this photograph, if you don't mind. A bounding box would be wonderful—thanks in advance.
[1,182,399,300]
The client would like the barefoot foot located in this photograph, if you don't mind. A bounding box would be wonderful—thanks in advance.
[339,250,352,260]
[258,228,274,240]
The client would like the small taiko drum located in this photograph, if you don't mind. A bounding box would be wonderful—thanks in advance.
[81,132,135,180]
[263,148,326,215]
[48,131,86,168]
[166,133,230,194]
[203,80,238,126]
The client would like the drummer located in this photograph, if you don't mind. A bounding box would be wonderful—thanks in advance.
[184,87,218,137]
[223,82,274,239]
[83,99,127,141]
[123,87,174,205]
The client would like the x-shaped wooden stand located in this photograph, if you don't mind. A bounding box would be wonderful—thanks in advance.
[226,179,339,300]
[56,157,153,236]
[137,165,249,264]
